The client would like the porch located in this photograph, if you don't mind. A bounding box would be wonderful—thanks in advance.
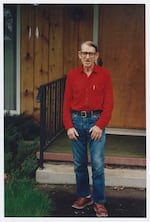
[36,128,146,188]
[36,130,146,167]
[36,76,146,166]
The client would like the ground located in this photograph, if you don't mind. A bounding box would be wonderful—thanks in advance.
[36,184,146,217]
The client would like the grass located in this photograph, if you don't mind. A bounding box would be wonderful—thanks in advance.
[5,178,51,217]
[46,133,146,158]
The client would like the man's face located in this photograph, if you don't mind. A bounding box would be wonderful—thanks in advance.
[78,44,99,69]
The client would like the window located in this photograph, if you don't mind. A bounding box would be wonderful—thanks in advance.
[4,5,20,112]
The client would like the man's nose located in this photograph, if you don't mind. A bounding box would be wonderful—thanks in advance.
[85,53,90,58]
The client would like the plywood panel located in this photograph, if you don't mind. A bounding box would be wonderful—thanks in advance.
[63,5,79,74]
[99,5,145,129]
[49,6,64,81]
[20,5,93,121]
[33,6,49,114]
[78,5,93,66]
[20,5,34,114]
[63,5,93,73]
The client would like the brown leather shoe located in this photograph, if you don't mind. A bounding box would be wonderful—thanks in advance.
[72,197,93,209]
[94,203,108,217]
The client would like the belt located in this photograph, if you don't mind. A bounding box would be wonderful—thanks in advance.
[72,110,102,118]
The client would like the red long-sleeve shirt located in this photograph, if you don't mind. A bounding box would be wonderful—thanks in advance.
[63,64,114,130]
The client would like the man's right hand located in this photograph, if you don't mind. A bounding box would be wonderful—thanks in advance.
[67,128,79,140]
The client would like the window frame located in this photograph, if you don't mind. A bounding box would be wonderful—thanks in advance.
[4,5,20,115]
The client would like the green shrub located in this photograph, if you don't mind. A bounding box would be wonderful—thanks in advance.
[5,178,51,217]
[4,113,39,178]
[4,112,40,140]
[4,127,38,178]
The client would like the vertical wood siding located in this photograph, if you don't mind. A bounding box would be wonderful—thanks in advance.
[33,6,49,114]
[99,5,145,129]
[20,5,34,114]
[49,6,64,81]
[63,5,93,73]
[20,4,145,129]
[20,5,93,119]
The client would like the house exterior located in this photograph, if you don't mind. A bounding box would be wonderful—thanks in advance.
[4,4,145,131]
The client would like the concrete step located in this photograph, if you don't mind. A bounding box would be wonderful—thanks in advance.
[36,163,146,188]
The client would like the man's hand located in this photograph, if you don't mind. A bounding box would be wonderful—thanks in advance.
[89,125,102,140]
[67,128,79,140]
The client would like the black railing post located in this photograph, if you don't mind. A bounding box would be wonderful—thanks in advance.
[37,77,66,169]
[39,86,46,169]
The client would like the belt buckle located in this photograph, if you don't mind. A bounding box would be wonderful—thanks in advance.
[81,111,87,117]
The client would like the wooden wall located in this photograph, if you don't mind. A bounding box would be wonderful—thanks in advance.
[99,4,145,129]
[20,5,93,119]
[21,6,35,114]
[20,4,145,129]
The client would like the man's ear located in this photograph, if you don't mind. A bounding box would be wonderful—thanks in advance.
[95,52,99,60]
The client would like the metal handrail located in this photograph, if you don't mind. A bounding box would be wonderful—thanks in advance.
[37,77,66,168]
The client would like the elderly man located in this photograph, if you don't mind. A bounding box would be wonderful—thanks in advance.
[63,41,113,217]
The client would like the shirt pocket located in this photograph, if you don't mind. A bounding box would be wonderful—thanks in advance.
[72,82,85,99]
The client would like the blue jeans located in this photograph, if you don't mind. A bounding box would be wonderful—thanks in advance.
[71,113,106,204]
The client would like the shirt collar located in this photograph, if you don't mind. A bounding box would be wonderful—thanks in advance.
[80,64,98,74]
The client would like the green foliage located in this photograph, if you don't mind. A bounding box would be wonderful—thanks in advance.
[4,152,14,174]
[4,112,40,140]
[4,126,21,153]
[5,178,51,217]
[4,113,39,177]
[4,113,52,217]
[4,124,38,177]
[21,154,38,178]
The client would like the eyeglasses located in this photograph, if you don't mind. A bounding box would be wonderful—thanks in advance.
[80,51,96,57]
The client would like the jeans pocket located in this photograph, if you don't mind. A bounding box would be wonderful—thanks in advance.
[72,113,78,120]
[89,114,100,124]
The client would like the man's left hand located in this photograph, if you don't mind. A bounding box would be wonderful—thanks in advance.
[89,125,102,140]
